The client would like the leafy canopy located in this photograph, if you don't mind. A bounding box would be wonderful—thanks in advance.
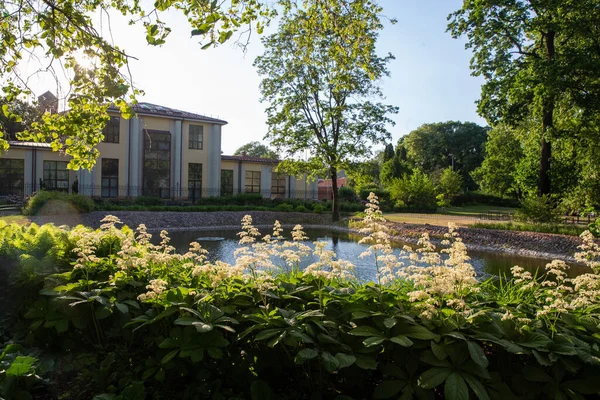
[234,141,279,159]
[0,0,278,169]
[254,0,397,220]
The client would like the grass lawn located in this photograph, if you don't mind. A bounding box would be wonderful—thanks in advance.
[440,204,516,216]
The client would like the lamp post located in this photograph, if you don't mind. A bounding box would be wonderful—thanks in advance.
[449,153,455,171]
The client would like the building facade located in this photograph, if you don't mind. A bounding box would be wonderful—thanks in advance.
[0,102,318,200]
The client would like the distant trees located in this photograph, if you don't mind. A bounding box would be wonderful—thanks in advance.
[233,141,279,159]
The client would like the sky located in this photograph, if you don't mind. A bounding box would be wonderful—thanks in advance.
[25,0,486,155]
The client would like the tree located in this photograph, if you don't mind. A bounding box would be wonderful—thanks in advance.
[234,141,279,159]
[437,167,463,204]
[471,124,524,198]
[254,0,397,221]
[0,98,41,141]
[449,1,600,195]
[402,121,488,189]
[389,170,437,210]
[382,143,395,162]
[0,0,281,168]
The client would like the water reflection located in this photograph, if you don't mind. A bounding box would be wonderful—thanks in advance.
[157,228,584,282]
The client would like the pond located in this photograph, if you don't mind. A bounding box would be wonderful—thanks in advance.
[158,228,587,282]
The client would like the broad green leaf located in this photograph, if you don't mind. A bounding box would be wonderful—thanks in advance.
[255,329,283,341]
[391,335,413,347]
[404,325,439,341]
[519,332,552,349]
[193,321,213,333]
[462,373,491,400]
[335,353,356,369]
[444,373,469,400]
[161,349,179,364]
[467,341,489,368]
[322,351,340,373]
[349,326,384,337]
[383,317,397,329]
[418,367,452,389]
[295,348,318,364]
[355,354,377,370]
[6,356,37,377]
[363,336,386,347]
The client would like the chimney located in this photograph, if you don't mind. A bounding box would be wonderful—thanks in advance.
[38,91,58,115]
[242,151,247,157]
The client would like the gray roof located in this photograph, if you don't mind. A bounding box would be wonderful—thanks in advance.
[221,155,280,164]
[109,102,227,125]
[8,141,52,149]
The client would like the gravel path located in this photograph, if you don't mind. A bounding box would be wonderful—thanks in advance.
[18,211,594,262]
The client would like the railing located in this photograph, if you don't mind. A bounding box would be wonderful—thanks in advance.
[0,183,320,203]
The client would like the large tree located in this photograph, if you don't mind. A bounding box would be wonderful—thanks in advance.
[0,0,282,168]
[449,0,600,195]
[234,141,279,159]
[402,121,488,190]
[254,0,397,221]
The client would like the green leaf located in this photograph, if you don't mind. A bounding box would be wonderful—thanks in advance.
[374,380,405,399]
[467,341,488,368]
[193,321,213,333]
[295,348,318,364]
[444,373,469,400]
[174,316,198,325]
[391,335,413,347]
[256,329,283,341]
[519,332,552,349]
[322,351,340,373]
[418,367,452,389]
[364,336,386,347]
[335,353,356,369]
[522,366,551,382]
[158,338,180,349]
[55,319,68,333]
[355,354,377,370]
[462,373,491,400]
[431,341,448,360]
[161,349,179,364]
[349,326,384,337]
[404,325,439,341]
[384,317,397,329]
[6,356,37,377]
[115,303,129,313]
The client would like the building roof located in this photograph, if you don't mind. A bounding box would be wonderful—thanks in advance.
[8,141,52,149]
[221,155,280,164]
[109,102,227,125]
[317,177,346,187]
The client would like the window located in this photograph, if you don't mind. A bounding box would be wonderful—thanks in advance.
[221,169,233,196]
[244,170,261,193]
[143,130,171,197]
[189,125,203,150]
[188,163,203,200]
[101,159,119,198]
[271,172,286,197]
[0,159,24,195]
[102,116,120,143]
[43,161,69,191]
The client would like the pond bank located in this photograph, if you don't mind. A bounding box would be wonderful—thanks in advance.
[20,210,588,263]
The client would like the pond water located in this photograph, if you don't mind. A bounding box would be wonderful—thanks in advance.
[158,228,587,282]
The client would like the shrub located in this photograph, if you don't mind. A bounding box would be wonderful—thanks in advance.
[313,204,325,214]
[23,191,95,215]
[515,194,561,224]
[294,205,308,212]
[338,186,357,202]
[3,200,600,398]
[437,167,463,204]
[590,217,600,238]
[389,170,437,210]
[275,203,294,212]
[453,191,519,207]
[133,196,164,206]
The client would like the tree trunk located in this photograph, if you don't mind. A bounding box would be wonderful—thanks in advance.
[330,166,340,222]
[538,30,555,196]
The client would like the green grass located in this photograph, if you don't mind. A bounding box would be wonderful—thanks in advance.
[469,221,586,236]
[441,204,516,216]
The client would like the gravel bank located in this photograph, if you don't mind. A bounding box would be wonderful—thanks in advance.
[22,211,591,262]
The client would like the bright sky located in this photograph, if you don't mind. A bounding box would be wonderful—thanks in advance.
[26,0,486,155]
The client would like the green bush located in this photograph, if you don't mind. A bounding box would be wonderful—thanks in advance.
[453,191,520,207]
[294,205,308,212]
[275,203,294,212]
[23,191,95,215]
[515,194,561,224]
[313,204,326,214]
[389,170,437,210]
[1,209,600,399]
[134,196,164,206]
[470,221,587,236]
[338,186,357,202]
[589,217,600,238]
